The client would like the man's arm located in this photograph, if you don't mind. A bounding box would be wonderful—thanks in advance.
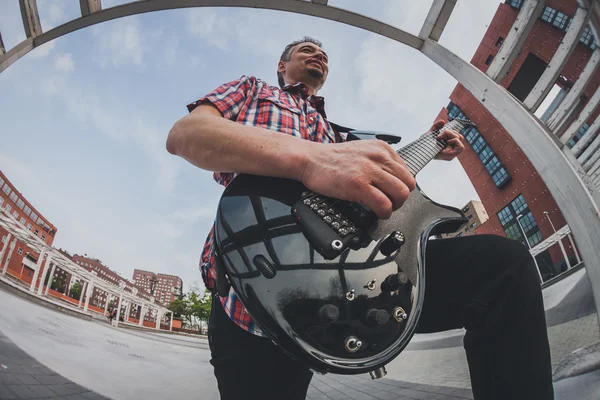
[166,102,416,220]
[166,103,313,182]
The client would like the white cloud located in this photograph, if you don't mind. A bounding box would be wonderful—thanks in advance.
[28,40,56,59]
[54,53,74,72]
[92,17,144,68]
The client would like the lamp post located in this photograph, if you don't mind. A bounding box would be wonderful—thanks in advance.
[516,214,543,282]
[544,211,571,270]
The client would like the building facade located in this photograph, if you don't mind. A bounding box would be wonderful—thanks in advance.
[443,200,490,239]
[436,0,593,281]
[132,269,183,305]
[0,170,57,285]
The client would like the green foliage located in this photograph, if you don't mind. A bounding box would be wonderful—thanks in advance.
[167,289,212,329]
[51,277,65,292]
[69,281,83,300]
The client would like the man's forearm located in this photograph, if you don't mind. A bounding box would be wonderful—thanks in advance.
[167,111,316,182]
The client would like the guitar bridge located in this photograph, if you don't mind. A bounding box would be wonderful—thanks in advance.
[291,194,377,259]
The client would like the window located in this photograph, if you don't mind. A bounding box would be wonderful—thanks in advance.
[19,217,26,225]
[580,26,597,50]
[553,12,569,30]
[470,222,477,228]
[16,199,25,209]
[0,198,3,207]
[506,0,523,9]
[540,6,570,32]
[468,214,473,220]
[9,192,17,203]
[30,211,37,222]
[496,37,504,47]
[5,204,10,213]
[34,230,38,236]
[17,248,23,255]
[497,195,542,247]
[567,122,590,148]
[485,55,494,65]
[23,205,31,216]
[2,236,6,243]
[541,7,557,24]
[26,223,32,230]
[41,234,46,240]
[0,176,4,188]
[2,184,10,195]
[492,167,511,187]
[12,211,18,219]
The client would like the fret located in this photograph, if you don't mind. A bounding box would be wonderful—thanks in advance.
[397,119,468,176]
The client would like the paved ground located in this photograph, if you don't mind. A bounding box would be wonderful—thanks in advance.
[0,266,599,399]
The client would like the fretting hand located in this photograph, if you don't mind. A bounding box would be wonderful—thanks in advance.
[429,119,465,161]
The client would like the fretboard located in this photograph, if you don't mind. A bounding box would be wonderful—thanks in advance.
[398,119,467,176]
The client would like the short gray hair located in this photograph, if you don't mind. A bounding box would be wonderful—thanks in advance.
[277,36,323,88]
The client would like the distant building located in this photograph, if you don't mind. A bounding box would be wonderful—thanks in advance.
[0,170,57,285]
[443,200,490,239]
[132,269,183,305]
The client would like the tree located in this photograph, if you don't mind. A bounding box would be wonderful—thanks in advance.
[167,298,187,319]
[69,281,82,300]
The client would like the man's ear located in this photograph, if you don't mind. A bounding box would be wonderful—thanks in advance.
[277,60,286,74]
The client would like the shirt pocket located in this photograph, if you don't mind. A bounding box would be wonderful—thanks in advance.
[256,92,302,137]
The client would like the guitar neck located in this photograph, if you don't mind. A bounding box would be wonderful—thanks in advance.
[398,119,466,176]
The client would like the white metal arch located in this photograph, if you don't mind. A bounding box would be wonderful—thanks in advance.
[2,0,600,323]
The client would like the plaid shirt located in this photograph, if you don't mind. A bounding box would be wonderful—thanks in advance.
[187,75,345,337]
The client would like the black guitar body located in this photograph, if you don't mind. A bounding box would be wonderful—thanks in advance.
[214,173,467,375]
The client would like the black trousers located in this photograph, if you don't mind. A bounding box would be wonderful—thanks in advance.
[208,234,554,400]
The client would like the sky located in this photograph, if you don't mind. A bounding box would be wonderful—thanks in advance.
[0,0,507,293]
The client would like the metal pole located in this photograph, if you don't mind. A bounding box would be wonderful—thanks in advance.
[517,214,543,282]
[544,211,571,270]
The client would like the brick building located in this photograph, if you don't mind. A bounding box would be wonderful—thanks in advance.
[435,0,593,281]
[132,269,183,305]
[72,254,155,320]
[0,170,57,285]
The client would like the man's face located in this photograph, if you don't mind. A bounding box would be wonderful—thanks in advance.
[278,42,329,90]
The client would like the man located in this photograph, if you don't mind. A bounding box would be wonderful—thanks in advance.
[167,37,553,400]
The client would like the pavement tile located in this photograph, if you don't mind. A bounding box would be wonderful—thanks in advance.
[33,374,70,385]
[26,384,58,398]
[46,383,88,396]
[0,372,17,384]
[0,384,17,399]
[5,384,37,399]
[12,374,40,385]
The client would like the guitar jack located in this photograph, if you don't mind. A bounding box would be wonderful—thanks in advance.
[344,336,362,353]
[331,240,343,250]
[393,307,408,322]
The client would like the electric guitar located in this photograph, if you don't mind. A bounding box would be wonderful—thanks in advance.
[213,118,473,378]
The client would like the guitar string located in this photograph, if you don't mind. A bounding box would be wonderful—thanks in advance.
[302,120,467,210]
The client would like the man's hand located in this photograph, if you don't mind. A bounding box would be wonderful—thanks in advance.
[429,119,465,161]
[300,140,416,220]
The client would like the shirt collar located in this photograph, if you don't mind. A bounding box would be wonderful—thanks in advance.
[283,82,327,119]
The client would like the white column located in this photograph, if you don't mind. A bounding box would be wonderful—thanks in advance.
[581,134,600,169]
[29,247,47,292]
[37,252,53,295]
[139,304,145,326]
[115,293,123,325]
[155,309,162,330]
[83,282,94,312]
[486,0,546,82]
[0,238,17,275]
[560,85,600,144]
[44,262,57,295]
[0,233,12,273]
[104,293,111,315]
[568,233,582,264]
[125,301,131,322]
[524,7,590,111]
[546,49,600,132]
[78,281,87,307]
[169,311,173,332]
[418,0,456,41]
[574,114,600,158]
